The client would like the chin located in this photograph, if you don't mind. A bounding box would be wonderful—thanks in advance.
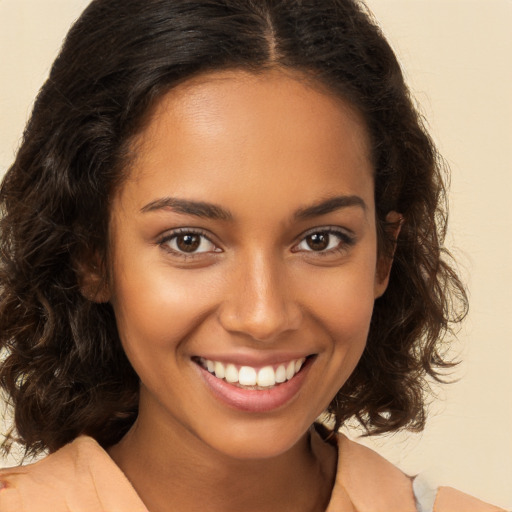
[198,420,310,460]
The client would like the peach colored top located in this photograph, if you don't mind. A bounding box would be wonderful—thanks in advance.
[0,434,505,512]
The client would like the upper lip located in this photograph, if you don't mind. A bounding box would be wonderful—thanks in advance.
[192,351,314,368]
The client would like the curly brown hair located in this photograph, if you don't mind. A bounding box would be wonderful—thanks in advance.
[0,0,467,456]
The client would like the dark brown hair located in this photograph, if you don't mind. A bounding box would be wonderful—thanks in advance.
[0,0,467,456]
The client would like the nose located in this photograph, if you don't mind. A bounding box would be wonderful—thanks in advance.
[217,252,302,342]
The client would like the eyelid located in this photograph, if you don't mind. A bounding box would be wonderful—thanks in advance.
[291,226,356,254]
[157,227,222,257]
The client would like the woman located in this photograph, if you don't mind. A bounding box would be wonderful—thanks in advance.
[0,0,505,510]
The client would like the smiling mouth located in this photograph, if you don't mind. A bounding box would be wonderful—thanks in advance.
[194,356,308,390]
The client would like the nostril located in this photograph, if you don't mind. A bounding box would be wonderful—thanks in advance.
[217,302,301,342]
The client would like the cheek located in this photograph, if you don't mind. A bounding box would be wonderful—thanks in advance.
[300,259,377,345]
[111,262,222,358]
[286,257,377,413]
[110,267,224,407]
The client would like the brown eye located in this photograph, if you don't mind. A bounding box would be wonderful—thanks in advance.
[305,233,330,251]
[161,231,218,255]
[295,229,354,255]
[176,234,201,253]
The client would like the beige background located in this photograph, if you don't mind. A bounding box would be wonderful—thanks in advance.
[0,0,511,508]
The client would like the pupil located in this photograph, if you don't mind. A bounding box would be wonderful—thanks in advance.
[307,233,329,251]
[177,234,200,252]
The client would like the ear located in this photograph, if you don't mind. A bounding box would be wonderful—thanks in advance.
[77,254,111,303]
[374,211,403,299]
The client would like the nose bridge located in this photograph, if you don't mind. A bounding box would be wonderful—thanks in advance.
[218,248,301,341]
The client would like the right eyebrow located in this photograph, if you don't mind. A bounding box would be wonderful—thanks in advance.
[293,195,367,220]
[140,197,233,221]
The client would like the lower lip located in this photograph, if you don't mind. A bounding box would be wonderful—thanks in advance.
[196,359,312,413]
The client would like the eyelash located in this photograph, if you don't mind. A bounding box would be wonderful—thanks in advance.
[157,227,355,258]
[292,227,356,257]
[157,228,220,259]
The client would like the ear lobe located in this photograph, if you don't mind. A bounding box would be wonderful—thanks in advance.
[374,211,403,299]
[77,256,111,303]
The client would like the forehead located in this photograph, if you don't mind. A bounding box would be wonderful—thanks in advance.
[117,68,374,221]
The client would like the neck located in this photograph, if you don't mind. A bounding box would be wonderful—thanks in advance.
[108,415,336,512]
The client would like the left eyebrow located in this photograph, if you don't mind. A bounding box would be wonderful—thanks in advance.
[140,197,233,220]
[293,195,367,220]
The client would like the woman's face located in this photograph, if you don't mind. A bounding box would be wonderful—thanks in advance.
[106,69,390,459]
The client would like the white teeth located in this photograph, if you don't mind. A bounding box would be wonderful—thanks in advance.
[275,365,286,383]
[239,366,257,386]
[225,364,238,383]
[199,356,308,388]
[214,361,225,379]
[285,360,295,380]
[257,366,276,387]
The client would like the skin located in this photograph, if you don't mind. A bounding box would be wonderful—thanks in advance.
[95,68,398,512]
